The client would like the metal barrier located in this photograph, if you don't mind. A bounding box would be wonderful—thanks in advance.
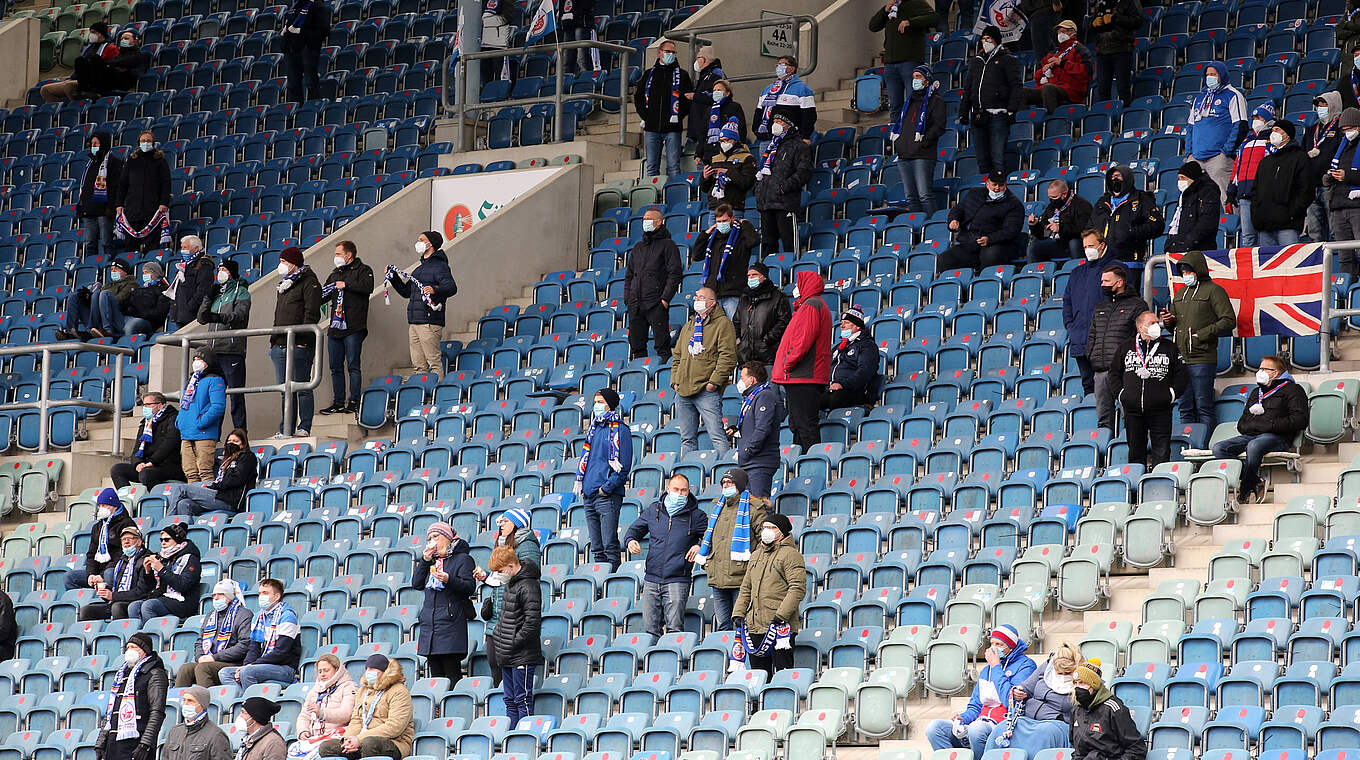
[663,15,819,85]
[156,325,324,436]
[0,342,136,455]
[443,40,636,152]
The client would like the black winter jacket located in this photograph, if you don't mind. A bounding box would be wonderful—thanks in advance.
[97,652,168,759]
[688,58,733,143]
[1252,143,1317,232]
[1086,288,1149,372]
[115,149,171,225]
[1089,167,1165,260]
[949,187,1026,245]
[1236,377,1310,438]
[84,508,137,579]
[830,331,882,401]
[1166,176,1222,253]
[413,537,477,656]
[125,280,171,332]
[699,143,757,210]
[692,220,760,300]
[734,280,792,365]
[1110,335,1189,414]
[753,128,813,212]
[271,265,322,347]
[633,61,693,134]
[205,448,258,512]
[1029,191,1093,244]
[1071,689,1147,760]
[170,252,217,326]
[78,137,122,218]
[323,257,375,336]
[1089,0,1143,54]
[390,249,457,327]
[961,47,1022,121]
[0,591,14,663]
[892,85,948,160]
[736,382,784,472]
[282,0,331,52]
[624,227,683,311]
[558,0,592,28]
[870,0,940,64]
[623,496,708,584]
[147,542,202,609]
[106,548,157,604]
[491,561,542,667]
[132,407,185,478]
[1325,135,1360,212]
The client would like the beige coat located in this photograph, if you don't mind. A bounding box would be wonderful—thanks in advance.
[734,534,808,633]
[343,661,415,756]
[296,671,358,739]
[238,726,287,760]
[702,495,768,590]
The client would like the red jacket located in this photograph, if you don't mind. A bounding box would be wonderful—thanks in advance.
[773,270,832,385]
[1033,39,1091,105]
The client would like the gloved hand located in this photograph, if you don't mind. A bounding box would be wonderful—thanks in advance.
[132,744,151,760]
[731,616,746,629]
[772,617,787,627]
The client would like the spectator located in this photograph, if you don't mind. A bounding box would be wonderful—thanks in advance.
[624,208,683,360]
[624,473,707,638]
[474,509,540,687]
[696,468,768,630]
[281,0,330,102]
[698,81,750,159]
[753,113,813,255]
[732,512,806,677]
[220,578,301,689]
[671,287,737,457]
[1088,164,1165,260]
[689,47,739,147]
[129,522,201,622]
[1226,103,1277,247]
[753,55,817,142]
[177,346,226,483]
[928,626,1037,756]
[174,579,252,687]
[1021,0,1063,58]
[77,131,122,257]
[1161,251,1235,428]
[1252,121,1317,246]
[162,685,232,760]
[320,240,374,416]
[105,29,151,92]
[984,643,1084,754]
[414,522,476,683]
[291,654,357,750]
[114,130,172,254]
[197,259,251,430]
[166,235,215,330]
[164,428,257,517]
[936,171,1026,272]
[1185,62,1247,204]
[1112,311,1188,468]
[57,258,136,340]
[699,118,757,210]
[111,392,184,489]
[726,362,784,499]
[1088,0,1141,105]
[1165,162,1223,253]
[64,487,135,591]
[96,632,168,760]
[891,65,947,215]
[1212,354,1310,503]
[79,526,153,621]
[0,590,14,663]
[1325,108,1360,274]
[869,0,940,119]
[961,26,1022,176]
[932,0,970,33]
[734,263,792,366]
[479,0,515,87]
[1023,19,1092,112]
[270,246,321,438]
[774,271,832,451]
[575,388,634,570]
[823,306,882,408]
[1341,3,1360,110]
[123,261,172,336]
[1086,264,1148,432]
[388,232,458,377]
[1028,180,1093,263]
[487,546,542,728]
[1306,92,1345,242]
[233,698,286,760]
[39,21,118,101]
[692,203,760,317]
[633,40,692,177]
[557,0,594,77]
[1070,661,1146,760]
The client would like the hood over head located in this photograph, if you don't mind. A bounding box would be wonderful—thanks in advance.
[1177,250,1212,279]
[794,270,825,301]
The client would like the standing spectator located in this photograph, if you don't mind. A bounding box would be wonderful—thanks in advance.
[1111,312,1188,468]
[1088,164,1165,260]
[624,473,707,638]
[734,264,792,366]
[1021,0,1064,58]
[281,0,330,102]
[1165,162,1223,253]
[1185,62,1247,204]
[166,236,215,330]
[270,246,321,438]
[1086,264,1148,432]
[774,271,832,451]
[698,81,750,160]
[177,347,226,483]
[891,65,947,215]
[692,204,759,317]
[752,55,817,142]
[77,131,121,257]
[961,26,1022,176]
[1252,121,1317,246]
[823,307,881,409]
[387,231,458,377]
[699,118,756,210]
[753,113,813,256]
[320,240,374,415]
[57,258,137,339]
[1088,0,1141,105]
[625,208,683,360]
[174,579,252,687]
[114,131,172,254]
[220,578,301,689]
[695,468,768,630]
[633,40,692,178]
[111,392,184,488]
[1306,92,1345,242]
[936,171,1026,272]
[164,428,257,517]
[688,47,733,147]
[233,698,287,760]
[488,546,542,728]
[80,526,153,621]
[726,362,784,499]
[1325,108,1360,274]
[291,654,357,750]
[574,388,634,570]
[557,0,594,77]
[869,0,940,119]
[479,0,515,87]
[1069,662,1146,760]
[732,513,806,677]
[128,522,201,622]
[1340,2,1360,110]
[1023,20,1092,112]
[198,259,251,430]
[39,21,118,101]
[123,261,172,336]
[474,510,541,687]
[64,487,135,591]
[0,590,15,663]
[1160,251,1235,428]
[162,685,232,760]
[413,522,476,683]
[671,287,737,457]
[1028,180,1093,262]
[984,644,1084,754]
[96,632,168,760]
[1212,355,1310,503]
[1226,103,1277,246]
[928,627,1037,756]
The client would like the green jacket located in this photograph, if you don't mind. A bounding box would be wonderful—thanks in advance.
[734,534,807,634]
[105,276,136,307]
[702,495,768,590]
[1169,250,1236,365]
[197,278,252,355]
[869,0,940,65]
[671,307,738,396]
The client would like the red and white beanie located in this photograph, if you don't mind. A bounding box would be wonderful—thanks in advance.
[990,625,1021,650]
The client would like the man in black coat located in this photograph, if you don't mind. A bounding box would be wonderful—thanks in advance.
[1110,311,1189,468]
[320,240,375,415]
[633,39,692,178]
[961,26,1023,175]
[1088,164,1165,261]
[80,526,155,620]
[1086,264,1149,433]
[1027,179,1093,262]
[752,114,813,256]
[111,392,184,488]
[726,362,784,498]
[123,261,172,336]
[937,171,1026,272]
[167,236,216,330]
[624,208,683,360]
[1088,0,1143,105]
[1165,161,1222,253]
[1253,120,1316,246]
[688,47,735,145]
[488,547,542,727]
[271,246,322,437]
[78,131,122,258]
[822,307,881,409]
[115,131,172,254]
[389,231,458,377]
[691,204,759,319]
[282,0,331,102]
[734,262,792,366]
[1212,354,1310,502]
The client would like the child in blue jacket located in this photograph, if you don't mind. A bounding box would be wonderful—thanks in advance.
[176,346,227,482]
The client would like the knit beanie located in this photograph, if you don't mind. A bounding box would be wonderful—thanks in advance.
[97,487,121,508]
[719,117,742,142]
[764,513,793,536]
[279,246,304,268]
[503,508,531,529]
[111,258,133,275]
[981,25,1002,43]
[242,696,280,724]
[127,632,155,657]
[1075,658,1104,690]
[219,259,239,280]
[597,387,620,410]
[141,261,165,280]
[1274,119,1296,141]
[426,522,455,542]
[1177,161,1204,181]
[841,307,867,329]
[423,230,444,251]
[720,467,749,493]
[990,625,1021,651]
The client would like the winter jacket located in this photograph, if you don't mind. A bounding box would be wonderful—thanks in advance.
[204,448,258,512]
[1033,38,1093,104]
[1086,287,1149,372]
[1185,63,1248,160]
[296,671,358,739]
[0,591,14,663]
[1030,190,1093,244]
[323,257,375,336]
[483,529,541,629]
[633,61,693,134]
[1306,94,1345,178]
[176,360,226,442]
[753,74,817,140]
[733,534,807,634]
[389,249,457,327]
[1341,12,1360,109]
[1229,124,1273,203]
[671,305,738,396]
[1325,133,1360,212]
[699,142,757,210]
[270,265,322,347]
[752,127,813,212]
[688,58,732,144]
[341,660,414,755]
[696,100,750,154]
[413,537,477,656]
[125,279,171,332]
[1166,176,1223,253]
[104,548,156,605]
[191,602,253,662]
[197,278,251,355]
[774,271,832,385]
[701,494,769,589]
[1089,166,1165,259]
[829,331,881,402]
[78,136,122,218]
[961,45,1022,121]
[1018,660,1076,722]
[146,542,202,611]
[579,417,634,494]
[869,0,939,65]
[623,226,683,312]
[161,718,232,760]
[949,187,1026,246]
[891,83,948,160]
[104,46,150,91]
[960,637,1037,724]
[83,507,137,578]
[1089,0,1143,55]
[623,495,708,584]
[1251,143,1317,232]
[281,0,331,53]
[236,726,287,760]
[101,274,137,309]
[734,280,792,365]
[242,600,302,670]
[1071,688,1147,760]
[131,407,185,477]
[1110,335,1189,414]
[169,252,218,327]
[97,652,168,760]
[736,383,784,473]
[558,0,592,28]
[1236,377,1310,438]
[115,148,171,225]
[491,561,543,667]
[1168,251,1236,365]
[692,220,760,299]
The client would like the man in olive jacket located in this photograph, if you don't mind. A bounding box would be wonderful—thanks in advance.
[732,512,807,676]
[671,287,738,456]
[869,0,940,119]
[1160,250,1236,428]
[1212,354,1310,503]
[696,468,769,631]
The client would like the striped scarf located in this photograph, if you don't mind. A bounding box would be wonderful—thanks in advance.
[276,265,306,294]
[83,152,110,203]
[107,656,148,739]
[687,313,706,354]
[737,381,771,428]
[202,601,242,655]
[384,265,442,311]
[322,283,346,330]
[701,224,741,283]
[135,406,167,459]
[757,78,786,137]
[114,207,172,246]
[893,82,933,141]
[645,65,682,125]
[181,369,203,405]
[115,550,138,592]
[695,489,751,565]
[756,130,786,179]
[730,619,791,671]
[575,410,623,487]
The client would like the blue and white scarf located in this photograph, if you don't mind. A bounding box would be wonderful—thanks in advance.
[95,506,122,562]
[384,265,442,311]
[276,264,306,294]
[182,369,203,405]
[696,489,751,565]
[756,130,786,179]
[250,601,300,656]
[321,282,346,330]
[115,550,139,592]
[729,619,791,672]
[424,554,446,590]
[737,381,771,428]
[687,312,707,354]
[645,64,682,125]
[701,224,741,283]
[893,81,934,141]
[135,406,168,459]
[575,410,623,488]
[107,655,148,739]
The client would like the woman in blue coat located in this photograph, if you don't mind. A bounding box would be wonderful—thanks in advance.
[176,347,227,483]
[412,521,476,683]
[928,625,1037,756]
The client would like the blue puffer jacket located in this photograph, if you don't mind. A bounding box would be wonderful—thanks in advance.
[960,637,1036,724]
[579,416,634,495]
[623,495,708,584]
[1062,251,1122,358]
[390,248,458,326]
[737,383,783,472]
[176,367,226,442]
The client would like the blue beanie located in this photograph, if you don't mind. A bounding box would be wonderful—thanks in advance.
[97,488,121,508]
[503,508,531,529]
[1251,101,1276,123]
[719,117,741,142]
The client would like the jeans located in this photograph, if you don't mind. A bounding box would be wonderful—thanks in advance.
[1027,237,1081,263]
[881,60,920,119]
[928,718,996,757]
[67,289,127,334]
[269,344,315,434]
[128,596,194,622]
[744,466,776,498]
[718,297,739,320]
[644,130,682,177]
[1180,363,1218,428]
[328,330,367,405]
[1307,188,1331,242]
[1094,370,1117,432]
[123,317,153,336]
[1075,355,1095,397]
[1238,197,1258,246]
[502,665,536,727]
[711,586,739,631]
[969,113,1012,175]
[1213,432,1291,491]
[896,158,937,214]
[284,46,321,102]
[218,352,247,430]
[675,389,731,456]
[218,663,296,689]
[1124,408,1173,468]
[164,483,235,517]
[583,489,623,570]
[81,215,114,257]
[1257,229,1301,246]
[642,580,689,638]
[1094,51,1133,105]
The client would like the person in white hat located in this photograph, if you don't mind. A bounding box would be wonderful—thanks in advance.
[175,579,252,687]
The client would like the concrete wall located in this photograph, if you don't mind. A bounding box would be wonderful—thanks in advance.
[0,17,41,106]
[801,0,882,94]
[431,138,636,181]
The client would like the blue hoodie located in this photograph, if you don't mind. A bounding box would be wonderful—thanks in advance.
[1062,250,1122,358]
[959,635,1036,724]
[1185,62,1248,160]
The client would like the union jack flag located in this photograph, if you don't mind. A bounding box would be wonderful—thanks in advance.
[1167,244,1325,337]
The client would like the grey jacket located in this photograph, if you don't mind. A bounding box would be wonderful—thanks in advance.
[162,720,232,760]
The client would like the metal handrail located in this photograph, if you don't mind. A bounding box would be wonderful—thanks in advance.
[155,325,324,436]
[444,39,636,152]
[0,342,136,455]
[663,14,819,85]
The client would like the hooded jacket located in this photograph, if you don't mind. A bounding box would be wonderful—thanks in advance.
[1071,688,1146,760]
[132,406,184,476]
[84,506,137,578]
[343,660,415,757]
[161,715,232,760]
[735,279,792,365]
[688,58,735,143]
[736,382,784,473]
[1236,376,1310,438]
[733,533,807,634]
[296,668,357,739]
[624,225,683,312]
[1306,93,1345,177]
[692,220,760,299]
[701,488,769,590]
[1086,284,1149,372]
[170,252,218,326]
[204,446,258,512]
[1063,251,1122,358]
[962,43,1022,120]
[125,269,171,332]
[671,303,738,396]
[176,349,226,442]
[115,147,171,225]
[1034,37,1093,104]
[483,529,541,629]
[1111,333,1189,415]
[271,264,322,347]
[580,414,634,494]
[97,651,168,759]
[191,601,253,662]
[79,133,123,218]
[390,248,457,327]
[752,125,813,211]
[1018,660,1077,722]
[774,271,833,385]
[754,73,817,140]
[949,186,1026,246]
[633,59,693,133]
[196,277,251,355]
[413,537,477,656]
[830,330,881,400]
[1185,63,1248,160]
[1168,251,1236,365]
[960,637,1036,724]
[699,141,757,210]
[1088,0,1142,54]
[1165,175,1222,253]
[892,75,948,160]
[1251,142,1317,232]
[869,0,939,64]
[623,494,708,584]
[491,561,543,667]
[1031,189,1093,244]
[1088,165,1165,260]
[323,256,375,336]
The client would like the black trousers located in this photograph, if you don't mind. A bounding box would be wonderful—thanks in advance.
[628,303,671,359]
[80,600,131,621]
[936,241,1016,273]
[822,386,872,410]
[285,46,321,102]
[782,383,824,451]
[485,633,501,686]
[110,462,177,490]
[760,210,796,255]
[426,652,466,683]
[218,352,247,430]
[1124,408,1172,469]
[749,648,795,678]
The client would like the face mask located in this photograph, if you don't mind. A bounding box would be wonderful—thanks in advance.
[1182,272,1197,286]
[693,300,709,315]
[747,277,761,289]
[124,649,141,665]
[1252,119,1266,133]
[142,406,155,419]
[592,402,609,417]
[1205,74,1219,88]
[212,597,229,612]
[722,485,738,498]
[1084,247,1101,261]
[123,545,138,557]
[1319,107,1332,121]
[120,39,134,48]
[364,671,379,685]
[1057,32,1072,43]
[490,571,510,584]
[1101,285,1117,298]
[988,189,1005,200]
[1348,130,1360,143]
[793,286,801,299]
[1355,54,1360,67]
[1074,688,1095,708]
[224,442,240,455]
[993,644,1010,658]
[192,359,207,373]
[1143,323,1161,340]
[761,527,778,544]
[839,328,854,339]
[716,220,732,234]
[911,78,925,91]
[415,241,428,255]
[139,141,154,152]
[258,595,275,610]
[712,90,725,102]
[660,52,675,65]
[1107,177,1127,195]
[981,40,997,53]
[90,146,101,156]
[88,32,100,43]
[142,274,156,286]
[771,122,786,136]
[234,716,250,733]
[1256,369,1273,385]
[642,219,657,233]
[775,63,789,78]
[216,269,229,284]
[110,270,123,282]
[664,492,687,513]
[333,255,346,267]
[719,141,734,153]
[1269,132,1286,147]
[1177,179,1190,192]
[276,263,291,277]
[737,378,751,393]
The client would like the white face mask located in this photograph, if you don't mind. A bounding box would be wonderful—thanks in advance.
[737,378,751,393]
[775,63,789,78]
[216,269,229,284]
[642,218,658,233]
[333,255,346,267]
[1269,132,1286,147]
[97,506,112,520]
[1057,32,1072,43]
[415,241,428,255]
[981,40,997,53]
[1256,368,1273,385]
[760,527,778,544]
[234,716,250,733]
[719,141,734,153]
[124,648,141,665]
[693,300,709,315]
[1347,130,1360,142]
[276,263,291,277]
[771,122,786,136]
[1143,323,1162,340]
[1084,247,1101,261]
[192,359,207,373]
[1252,119,1266,133]
[1177,179,1190,192]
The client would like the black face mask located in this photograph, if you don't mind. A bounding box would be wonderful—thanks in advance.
[1101,285,1117,298]
[1074,687,1095,708]
[1107,176,1127,195]
[223,443,241,456]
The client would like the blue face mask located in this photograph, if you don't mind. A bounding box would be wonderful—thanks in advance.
[142,274,156,286]
[722,485,738,498]
[661,52,676,65]
[592,402,609,417]
[122,545,138,557]
[988,189,1006,200]
[747,277,761,290]
[839,328,854,339]
[90,146,101,156]
[110,270,122,281]
[664,492,687,514]
[142,406,155,419]
[716,221,732,234]
[911,78,925,91]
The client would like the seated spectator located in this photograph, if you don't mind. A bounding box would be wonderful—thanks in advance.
[732,513,807,677]
[1088,164,1165,260]
[1070,660,1146,760]
[39,21,119,102]
[1212,354,1310,503]
[1165,161,1223,253]
[177,347,227,483]
[165,428,255,517]
[734,263,791,366]
[233,697,286,760]
[167,236,216,331]
[199,259,252,430]
[1226,103,1276,246]
[1251,120,1318,248]
[162,685,232,760]
[64,487,135,591]
[699,119,757,210]
[984,643,1084,754]
[1023,19,1092,112]
[290,653,357,753]
[624,473,707,638]
[822,307,881,409]
[1027,179,1093,263]
[928,626,1037,756]
[753,113,813,255]
[692,203,760,317]
[174,579,252,687]
[57,258,136,339]
[122,261,172,336]
[111,392,185,489]
[76,131,121,258]
[107,29,151,91]
[79,526,154,621]
[961,26,1022,176]
[936,171,1026,272]
[316,654,414,760]
[220,578,301,689]
[128,522,201,622]
[891,65,947,215]
[114,131,172,254]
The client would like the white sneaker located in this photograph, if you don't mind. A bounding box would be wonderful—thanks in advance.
[295,429,310,436]
[270,432,288,440]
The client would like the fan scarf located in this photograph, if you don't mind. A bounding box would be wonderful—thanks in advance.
[575,409,623,488]
[202,601,242,655]
[424,553,447,590]
[276,265,306,294]
[737,381,771,428]
[114,207,172,246]
[95,507,121,563]
[1330,136,1360,194]
[285,0,312,32]
[701,224,741,283]
[644,64,682,125]
[250,601,299,657]
[995,693,1023,747]
[1191,80,1224,122]
[756,130,786,179]
[384,264,442,311]
[360,689,387,729]
[115,550,139,592]
[729,619,791,672]
[321,283,347,330]
[712,167,731,199]
[107,655,148,739]
[687,312,706,355]
[1352,69,1358,110]
[182,368,203,405]
[887,0,900,16]
[156,542,191,601]
[695,488,751,565]
[892,82,934,142]
[83,152,110,204]
[756,78,785,137]
[135,406,168,459]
